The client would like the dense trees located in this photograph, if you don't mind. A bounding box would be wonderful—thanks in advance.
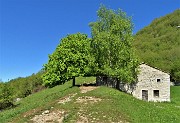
[16,72,44,97]
[134,9,180,83]
[0,5,139,110]
[171,60,180,83]
[0,71,44,110]
[43,5,139,87]
[89,5,139,82]
[42,33,94,87]
[3,71,44,98]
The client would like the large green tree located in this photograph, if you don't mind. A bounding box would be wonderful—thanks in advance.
[89,5,139,83]
[43,33,94,87]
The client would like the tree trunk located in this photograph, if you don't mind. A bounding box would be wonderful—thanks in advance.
[116,78,120,89]
[72,76,75,86]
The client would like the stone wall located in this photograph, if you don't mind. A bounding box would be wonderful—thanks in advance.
[96,76,117,88]
[96,76,136,94]
[96,64,171,102]
[133,64,170,102]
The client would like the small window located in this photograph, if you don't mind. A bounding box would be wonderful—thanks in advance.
[154,90,159,97]
[157,79,161,82]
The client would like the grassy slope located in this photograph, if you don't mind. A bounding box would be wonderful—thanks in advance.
[0,77,180,123]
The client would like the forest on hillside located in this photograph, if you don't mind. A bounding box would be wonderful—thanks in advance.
[0,71,45,110]
[134,9,180,83]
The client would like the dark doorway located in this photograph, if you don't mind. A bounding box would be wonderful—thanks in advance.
[142,90,148,101]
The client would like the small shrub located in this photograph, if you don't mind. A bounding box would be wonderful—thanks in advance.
[0,84,14,110]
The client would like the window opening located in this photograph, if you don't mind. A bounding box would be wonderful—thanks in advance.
[154,90,159,97]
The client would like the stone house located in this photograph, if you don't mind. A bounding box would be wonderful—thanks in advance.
[96,64,170,102]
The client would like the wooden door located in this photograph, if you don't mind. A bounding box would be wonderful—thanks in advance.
[142,90,148,101]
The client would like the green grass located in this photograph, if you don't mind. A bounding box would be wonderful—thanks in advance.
[0,77,180,123]
[0,77,95,123]
[90,87,180,123]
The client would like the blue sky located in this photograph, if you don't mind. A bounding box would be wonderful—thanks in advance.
[0,0,179,82]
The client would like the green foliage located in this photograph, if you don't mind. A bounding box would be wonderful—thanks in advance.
[89,5,139,82]
[0,84,13,110]
[171,60,180,83]
[6,71,45,98]
[134,9,180,82]
[0,82,4,90]
[43,33,94,87]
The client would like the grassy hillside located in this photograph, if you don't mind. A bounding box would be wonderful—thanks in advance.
[0,77,180,123]
[134,9,180,82]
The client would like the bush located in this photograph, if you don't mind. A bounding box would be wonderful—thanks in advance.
[0,84,14,110]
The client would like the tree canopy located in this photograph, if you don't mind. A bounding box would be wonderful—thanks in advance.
[42,33,94,87]
[42,5,139,87]
[89,5,139,82]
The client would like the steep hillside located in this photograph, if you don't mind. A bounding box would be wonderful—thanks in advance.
[134,9,180,82]
[0,77,180,123]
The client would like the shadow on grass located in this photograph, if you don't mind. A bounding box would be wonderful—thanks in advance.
[72,83,97,88]
[0,103,20,112]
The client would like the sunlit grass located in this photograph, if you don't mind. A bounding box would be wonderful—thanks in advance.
[0,77,95,123]
[0,77,179,123]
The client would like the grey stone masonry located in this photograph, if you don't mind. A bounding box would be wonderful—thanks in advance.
[133,64,170,102]
[96,64,170,102]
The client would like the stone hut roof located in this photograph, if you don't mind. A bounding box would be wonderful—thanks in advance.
[139,62,170,75]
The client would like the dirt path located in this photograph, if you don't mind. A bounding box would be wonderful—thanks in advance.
[79,86,99,93]
[30,86,99,123]
[30,86,126,123]
[31,110,65,123]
